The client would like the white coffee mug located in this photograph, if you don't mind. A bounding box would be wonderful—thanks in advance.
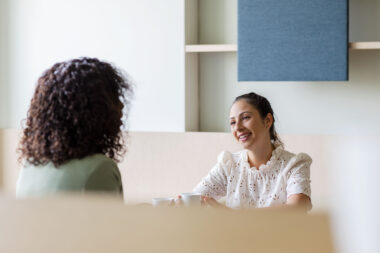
[180,192,202,207]
[152,197,173,207]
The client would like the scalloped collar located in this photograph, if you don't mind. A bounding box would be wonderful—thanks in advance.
[242,141,284,172]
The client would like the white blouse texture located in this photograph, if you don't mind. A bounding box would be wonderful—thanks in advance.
[193,144,312,209]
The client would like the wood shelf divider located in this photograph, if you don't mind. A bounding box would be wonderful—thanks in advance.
[185,44,238,52]
[185,42,380,53]
[349,42,380,50]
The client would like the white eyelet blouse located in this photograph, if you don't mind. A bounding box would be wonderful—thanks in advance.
[193,144,312,209]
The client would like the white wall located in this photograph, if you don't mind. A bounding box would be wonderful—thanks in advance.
[199,0,380,135]
[4,0,379,135]
[0,0,10,128]
[1,0,186,131]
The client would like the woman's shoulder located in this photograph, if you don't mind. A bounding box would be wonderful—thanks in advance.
[83,154,119,174]
[86,154,117,165]
[83,154,122,191]
[24,154,116,169]
[216,150,245,165]
[280,149,312,168]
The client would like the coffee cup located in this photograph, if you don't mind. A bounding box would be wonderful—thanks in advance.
[180,192,202,207]
[152,197,173,207]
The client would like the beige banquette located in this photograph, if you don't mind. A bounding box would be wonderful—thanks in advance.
[0,129,332,209]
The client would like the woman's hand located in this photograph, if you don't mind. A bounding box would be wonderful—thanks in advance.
[174,195,227,209]
[174,195,184,206]
[286,193,312,211]
[201,196,227,209]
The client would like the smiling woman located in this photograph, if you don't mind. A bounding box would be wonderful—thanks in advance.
[194,92,312,210]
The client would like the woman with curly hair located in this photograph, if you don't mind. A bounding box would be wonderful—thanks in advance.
[16,57,133,197]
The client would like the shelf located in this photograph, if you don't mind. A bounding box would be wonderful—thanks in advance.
[185,44,237,52]
[185,42,380,53]
[349,42,380,50]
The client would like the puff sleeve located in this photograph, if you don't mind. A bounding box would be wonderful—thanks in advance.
[286,153,312,198]
[193,151,234,200]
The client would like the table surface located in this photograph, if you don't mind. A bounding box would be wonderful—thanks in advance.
[0,195,335,253]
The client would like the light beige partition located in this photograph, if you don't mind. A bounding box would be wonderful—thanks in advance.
[0,129,332,210]
[120,132,332,210]
[0,196,334,253]
[0,128,21,193]
[120,131,240,202]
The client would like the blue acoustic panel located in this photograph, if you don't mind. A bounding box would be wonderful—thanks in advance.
[238,0,348,81]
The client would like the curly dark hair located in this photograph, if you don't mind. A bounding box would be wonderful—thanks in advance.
[19,57,133,167]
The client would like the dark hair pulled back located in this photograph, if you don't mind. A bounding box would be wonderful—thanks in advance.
[234,92,282,146]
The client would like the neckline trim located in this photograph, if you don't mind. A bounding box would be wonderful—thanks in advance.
[242,142,283,172]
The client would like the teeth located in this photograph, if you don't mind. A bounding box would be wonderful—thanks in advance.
[239,134,250,139]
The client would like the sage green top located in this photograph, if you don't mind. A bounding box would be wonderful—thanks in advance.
[16,154,123,197]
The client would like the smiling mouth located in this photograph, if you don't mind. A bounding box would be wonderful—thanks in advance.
[239,133,251,142]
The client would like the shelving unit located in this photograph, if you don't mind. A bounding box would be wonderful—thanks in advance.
[183,0,380,132]
[185,42,380,53]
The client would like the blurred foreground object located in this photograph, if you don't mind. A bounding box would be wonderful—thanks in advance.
[0,195,334,253]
